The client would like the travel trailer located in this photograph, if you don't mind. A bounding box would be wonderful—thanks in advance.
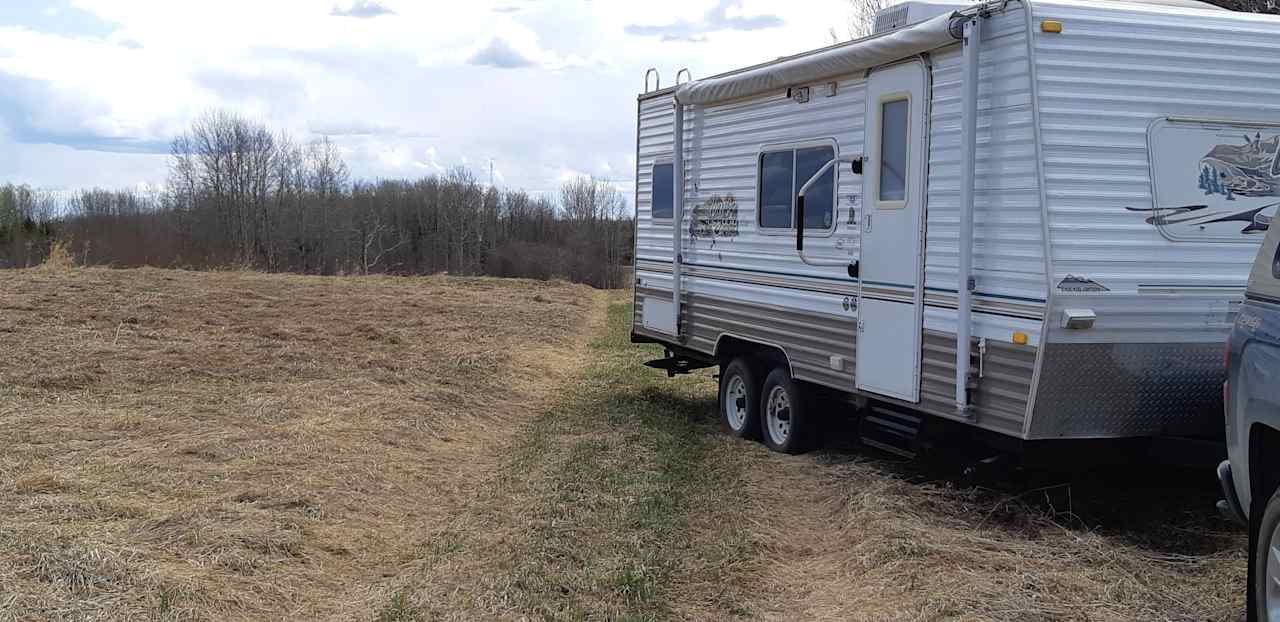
[630,0,1280,456]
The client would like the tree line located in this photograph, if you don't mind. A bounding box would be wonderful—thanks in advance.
[0,110,633,288]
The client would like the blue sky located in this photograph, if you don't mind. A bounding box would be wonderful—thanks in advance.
[0,0,847,198]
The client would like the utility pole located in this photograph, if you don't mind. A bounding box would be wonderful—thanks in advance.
[489,159,494,187]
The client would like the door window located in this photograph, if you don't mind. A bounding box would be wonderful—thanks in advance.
[878,98,909,207]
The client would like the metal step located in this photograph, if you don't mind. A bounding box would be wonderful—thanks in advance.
[859,405,922,458]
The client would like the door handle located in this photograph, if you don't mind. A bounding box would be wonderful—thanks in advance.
[865,213,873,233]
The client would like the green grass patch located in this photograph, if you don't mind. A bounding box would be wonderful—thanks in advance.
[378,590,422,622]
[497,300,755,620]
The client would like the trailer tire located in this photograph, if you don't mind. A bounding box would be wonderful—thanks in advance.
[759,366,815,455]
[718,358,761,440]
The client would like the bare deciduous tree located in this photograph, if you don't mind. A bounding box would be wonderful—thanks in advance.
[559,175,630,288]
[560,175,625,223]
[3,109,635,287]
[1205,0,1279,11]
[839,0,889,41]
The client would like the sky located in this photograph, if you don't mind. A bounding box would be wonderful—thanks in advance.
[0,0,851,201]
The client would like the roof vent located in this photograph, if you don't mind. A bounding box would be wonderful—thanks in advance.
[873,5,912,34]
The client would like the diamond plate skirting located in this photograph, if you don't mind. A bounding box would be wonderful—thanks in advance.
[1027,342,1225,440]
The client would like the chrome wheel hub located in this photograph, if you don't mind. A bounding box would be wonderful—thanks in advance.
[765,385,791,446]
[724,375,748,431]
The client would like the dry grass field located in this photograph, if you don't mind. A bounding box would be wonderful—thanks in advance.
[0,266,602,620]
[0,265,1250,621]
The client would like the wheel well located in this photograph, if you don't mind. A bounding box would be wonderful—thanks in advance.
[1250,423,1280,517]
[714,335,791,375]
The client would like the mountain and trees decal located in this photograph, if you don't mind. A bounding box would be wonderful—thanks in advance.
[1133,123,1280,239]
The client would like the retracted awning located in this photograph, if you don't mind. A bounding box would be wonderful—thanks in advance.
[674,11,961,107]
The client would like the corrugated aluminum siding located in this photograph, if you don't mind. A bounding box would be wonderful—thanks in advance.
[634,57,869,392]
[925,6,1047,308]
[632,3,1043,438]
[1032,0,1280,342]
[636,93,677,267]
[921,330,1035,436]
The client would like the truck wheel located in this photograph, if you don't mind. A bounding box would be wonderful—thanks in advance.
[759,366,814,455]
[718,358,761,440]
[1254,487,1280,621]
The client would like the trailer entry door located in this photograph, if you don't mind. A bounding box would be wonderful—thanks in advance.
[856,61,926,403]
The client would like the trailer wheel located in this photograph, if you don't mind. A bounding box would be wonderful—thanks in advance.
[759,366,814,455]
[718,358,761,440]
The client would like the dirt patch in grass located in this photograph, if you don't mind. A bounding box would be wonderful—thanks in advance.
[0,267,603,621]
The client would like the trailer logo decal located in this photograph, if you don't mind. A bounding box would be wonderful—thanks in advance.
[1056,275,1109,293]
[689,194,740,246]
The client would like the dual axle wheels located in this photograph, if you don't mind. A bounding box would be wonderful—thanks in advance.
[718,357,815,454]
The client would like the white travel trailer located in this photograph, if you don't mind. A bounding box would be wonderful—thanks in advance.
[631,0,1280,456]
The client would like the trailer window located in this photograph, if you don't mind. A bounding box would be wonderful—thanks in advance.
[879,98,909,204]
[759,151,793,229]
[758,146,836,230]
[796,146,835,229]
[652,162,673,220]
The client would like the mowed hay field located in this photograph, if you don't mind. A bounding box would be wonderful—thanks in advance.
[0,267,1249,621]
[0,267,602,620]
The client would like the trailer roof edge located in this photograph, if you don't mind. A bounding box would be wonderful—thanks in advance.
[634,6,976,106]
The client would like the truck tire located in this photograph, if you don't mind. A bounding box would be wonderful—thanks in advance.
[1253,487,1280,622]
[718,358,761,440]
[759,366,815,455]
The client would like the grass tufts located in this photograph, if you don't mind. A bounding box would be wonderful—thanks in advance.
[37,239,76,271]
[378,590,422,622]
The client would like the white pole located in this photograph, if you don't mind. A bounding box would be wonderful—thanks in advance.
[956,16,981,415]
[671,100,684,338]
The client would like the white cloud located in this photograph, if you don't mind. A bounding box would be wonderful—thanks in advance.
[0,0,849,191]
[330,1,395,19]
[624,0,785,42]
[468,38,537,69]
[421,146,446,174]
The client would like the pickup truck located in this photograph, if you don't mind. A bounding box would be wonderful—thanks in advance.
[1220,210,1280,621]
